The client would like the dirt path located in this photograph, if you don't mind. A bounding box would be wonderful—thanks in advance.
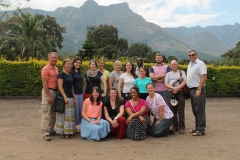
[0,97,239,160]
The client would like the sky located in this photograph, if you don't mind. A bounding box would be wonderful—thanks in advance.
[5,0,240,28]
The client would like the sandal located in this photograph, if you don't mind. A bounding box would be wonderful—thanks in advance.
[189,129,197,133]
[61,133,70,139]
[192,131,205,136]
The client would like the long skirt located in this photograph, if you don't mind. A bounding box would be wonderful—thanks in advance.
[149,118,172,137]
[110,116,127,139]
[81,118,110,141]
[56,98,75,134]
[126,115,150,141]
[74,94,84,125]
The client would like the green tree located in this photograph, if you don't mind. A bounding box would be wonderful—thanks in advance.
[117,38,128,55]
[167,55,178,62]
[0,12,65,60]
[220,41,240,66]
[128,42,152,58]
[78,38,96,60]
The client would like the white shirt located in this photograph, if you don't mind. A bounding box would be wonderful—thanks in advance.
[187,59,207,88]
[120,73,135,93]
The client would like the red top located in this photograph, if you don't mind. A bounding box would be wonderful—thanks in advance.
[41,64,58,89]
[85,98,103,118]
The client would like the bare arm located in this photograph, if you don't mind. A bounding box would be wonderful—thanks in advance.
[82,101,90,122]
[108,77,114,89]
[149,73,166,81]
[115,105,125,119]
[155,106,164,126]
[118,78,124,100]
[126,106,147,124]
[100,75,107,94]
[196,74,207,98]
[58,78,69,104]
[42,77,53,104]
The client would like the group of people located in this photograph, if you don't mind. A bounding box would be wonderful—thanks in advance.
[40,49,207,141]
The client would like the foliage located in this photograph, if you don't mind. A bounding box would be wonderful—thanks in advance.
[220,41,240,66]
[1,58,240,96]
[128,42,152,58]
[0,12,66,60]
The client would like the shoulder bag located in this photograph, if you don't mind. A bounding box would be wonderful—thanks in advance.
[179,70,190,99]
[54,78,65,113]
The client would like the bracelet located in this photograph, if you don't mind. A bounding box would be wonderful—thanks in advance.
[88,119,91,122]
[97,118,101,120]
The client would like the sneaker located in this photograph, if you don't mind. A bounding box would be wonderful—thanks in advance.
[43,135,51,141]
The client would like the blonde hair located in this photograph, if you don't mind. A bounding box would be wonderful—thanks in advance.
[62,58,72,67]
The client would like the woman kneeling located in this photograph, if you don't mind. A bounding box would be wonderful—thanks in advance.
[146,83,174,137]
[81,86,110,141]
[125,86,150,141]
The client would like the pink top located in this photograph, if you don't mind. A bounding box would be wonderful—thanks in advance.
[150,64,168,91]
[146,93,173,120]
[85,98,103,118]
[41,64,58,89]
[125,98,148,116]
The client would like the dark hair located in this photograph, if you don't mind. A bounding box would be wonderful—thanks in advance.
[72,57,82,73]
[139,66,147,73]
[124,61,138,78]
[146,83,154,89]
[90,86,102,105]
[130,86,139,97]
[109,88,121,112]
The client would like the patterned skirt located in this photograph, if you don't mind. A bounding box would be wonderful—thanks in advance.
[126,115,150,141]
[56,98,75,134]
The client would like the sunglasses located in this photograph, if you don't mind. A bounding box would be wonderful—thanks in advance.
[188,54,196,57]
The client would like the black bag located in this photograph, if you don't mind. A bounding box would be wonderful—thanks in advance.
[54,96,65,113]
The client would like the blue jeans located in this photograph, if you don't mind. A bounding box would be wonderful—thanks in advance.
[149,118,172,137]
[155,90,168,106]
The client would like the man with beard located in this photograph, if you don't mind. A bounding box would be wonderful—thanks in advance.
[149,53,170,105]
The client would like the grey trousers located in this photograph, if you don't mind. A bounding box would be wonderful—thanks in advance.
[190,87,206,133]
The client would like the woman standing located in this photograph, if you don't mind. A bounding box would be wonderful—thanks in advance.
[109,60,123,89]
[83,59,107,100]
[118,61,137,101]
[70,58,84,132]
[81,86,110,141]
[104,88,126,139]
[98,58,110,102]
[146,83,174,137]
[56,58,75,139]
[134,67,152,100]
[125,86,150,141]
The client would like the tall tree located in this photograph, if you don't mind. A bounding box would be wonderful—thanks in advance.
[0,12,65,60]
[221,41,240,65]
[128,42,152,58]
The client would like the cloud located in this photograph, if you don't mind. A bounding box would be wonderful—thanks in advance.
[7,0,223,27]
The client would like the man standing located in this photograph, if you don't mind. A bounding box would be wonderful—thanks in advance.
[41,52,58,141]
[149,53,170,105]
[135,57,149,77]
[187,50,207,136]
[165,60,187,133]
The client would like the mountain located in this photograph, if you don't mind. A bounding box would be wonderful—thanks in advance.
[164,23,240,56]
[1,0,240,60]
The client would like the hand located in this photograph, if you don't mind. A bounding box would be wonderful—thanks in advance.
[112,119,119,128]
[155,120,161,126]
[119,96,124,101]
[48,96,53,104]
[138,116,146,123]
[101,93,106,97]
[126,116,133,125]
[73,97,76,105]
[64,97,69,104]
[95,119,100,124]
[196,90,201,98]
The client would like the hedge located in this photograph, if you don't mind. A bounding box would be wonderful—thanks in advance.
[0,59,240,96]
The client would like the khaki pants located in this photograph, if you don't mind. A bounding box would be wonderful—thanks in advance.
[41,88,56,136]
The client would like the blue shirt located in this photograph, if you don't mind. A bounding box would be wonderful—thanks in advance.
[134,77,152,93]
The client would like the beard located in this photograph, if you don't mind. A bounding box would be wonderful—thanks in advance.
[156,61,162,64]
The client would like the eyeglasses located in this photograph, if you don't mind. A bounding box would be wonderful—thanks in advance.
[188,54,196,57]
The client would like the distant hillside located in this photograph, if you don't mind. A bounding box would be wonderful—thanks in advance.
[2,0,239,60]
[164,23,240,56]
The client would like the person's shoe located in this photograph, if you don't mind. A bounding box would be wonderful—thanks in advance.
[179,130,185,134]
[43,135,51,141]
[50,131,58,136]
[169,123,175,134]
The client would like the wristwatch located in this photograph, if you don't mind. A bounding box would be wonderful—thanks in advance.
[197,88,201,90]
